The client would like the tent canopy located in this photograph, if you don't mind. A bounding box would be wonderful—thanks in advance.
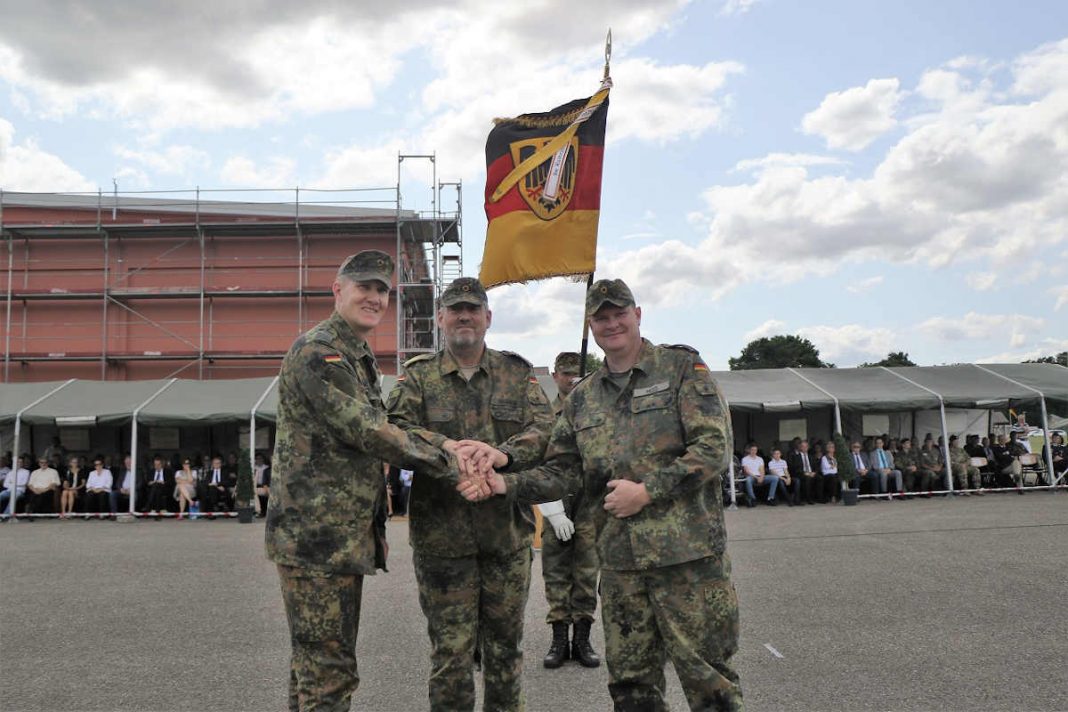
[1,363,1064,426]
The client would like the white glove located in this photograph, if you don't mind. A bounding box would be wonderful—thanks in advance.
[538,500,574,541]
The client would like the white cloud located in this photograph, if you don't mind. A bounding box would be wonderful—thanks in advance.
[918,312,1045,349]
[219,156,297,188]
[719,0,760,16]
[742,319,786,343]
[114,144,210,177]
[965,272,998,291]
[599,39,1068,303]
[733,152,846,173]
[801,78,903,151]
[976,338,1068,364]
[482,278,592,367]
[845,275,884,294]
[0,117,94,191]
[796,324,896,365]
[1051,285,1068,311]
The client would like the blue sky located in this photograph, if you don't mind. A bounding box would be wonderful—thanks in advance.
[1,0,1066,369]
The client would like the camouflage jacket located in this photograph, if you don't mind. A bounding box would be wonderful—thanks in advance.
[387,346,553,558]
[896,448,921,470]
[552,393,566,417]
[920,447,944,471]
[505,340,732,572]
[949,445,969,467]
[265,311,451,575]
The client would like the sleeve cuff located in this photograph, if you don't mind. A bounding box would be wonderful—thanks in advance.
[501,473,521,504]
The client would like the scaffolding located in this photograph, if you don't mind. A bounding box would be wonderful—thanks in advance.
[1,170,462,382]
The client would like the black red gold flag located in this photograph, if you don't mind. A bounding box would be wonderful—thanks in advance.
[480,83,609,288]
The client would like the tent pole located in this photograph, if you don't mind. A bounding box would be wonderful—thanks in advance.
[881,368,953,494]
[727,459,737,510]
[250,376,280,515]
[972,365,1059,486]
[129,379,178,515]
[787,367,841,434]
[8,379,76,517]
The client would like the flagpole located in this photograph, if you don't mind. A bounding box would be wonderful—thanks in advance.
[580,31,610,379]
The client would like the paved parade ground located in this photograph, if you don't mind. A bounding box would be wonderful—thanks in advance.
[2,492,1067,712]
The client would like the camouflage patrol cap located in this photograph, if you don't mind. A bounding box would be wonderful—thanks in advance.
[440,277,488,307]
[553,352,583,374]
[337,250,394,288]
[585,278,635,317]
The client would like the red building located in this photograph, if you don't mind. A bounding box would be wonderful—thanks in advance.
[1,189,462,382]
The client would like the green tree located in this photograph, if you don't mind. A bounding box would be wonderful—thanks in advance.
[729,335,831,370]
[860,351,917,368]
[583,352,604,374]
[1025,352,1067,367]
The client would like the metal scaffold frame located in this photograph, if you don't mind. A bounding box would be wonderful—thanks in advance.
[0,174,462,382]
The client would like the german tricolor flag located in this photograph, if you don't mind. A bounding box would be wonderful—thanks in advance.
[480,84,609,288]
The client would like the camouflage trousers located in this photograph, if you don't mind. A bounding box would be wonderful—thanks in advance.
[952,464,982,490]
[600,556,743,712]
[542,512,599,625]
[413,547,532,712]
[277,565,364,712]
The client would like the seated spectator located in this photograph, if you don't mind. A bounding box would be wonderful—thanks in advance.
[174,458,199,519]
[1044,433,1066,483]
[741,444,780,507]
[85,458,114,517]
[1,455,31,518]
[254,453,271,518]
[766,448,793,505]
[869,437,903,500]
[110,453,135,515]
[787,440,817,505]
[60,456,86,519]
[819,441,839,503]
[896,439,927,494]
[991,435,1024,494]
[145,455,174,519]
[848,442,882,496]
[200,455,234,516]
[949,435,983,495]
[919,439,945,496]
[26,456,61,516]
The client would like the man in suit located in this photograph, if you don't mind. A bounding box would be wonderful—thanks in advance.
[787,439,818,505]
[869,437,903,500]
[144,455,173,518]
[201,455,235,516]
[848,442,883,496]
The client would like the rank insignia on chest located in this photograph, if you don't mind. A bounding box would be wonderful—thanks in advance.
[323,355,343,364]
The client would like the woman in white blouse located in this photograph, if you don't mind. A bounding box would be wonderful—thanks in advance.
[174,458,198,519]
[820,441,839,503]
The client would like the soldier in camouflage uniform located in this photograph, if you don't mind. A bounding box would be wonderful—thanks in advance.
[919,439,945,495]
[895,438,928,494]
[539,351,601,669]
[386,277,553,712]
[265,251,456,712]
[949,435,983,495]
[460,279,743,712]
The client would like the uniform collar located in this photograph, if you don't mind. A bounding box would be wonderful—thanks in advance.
[440,345,490,376]
[597,338,655,383]
[326,311,370,357]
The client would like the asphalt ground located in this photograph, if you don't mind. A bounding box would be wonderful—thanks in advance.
[1,492,1066,712]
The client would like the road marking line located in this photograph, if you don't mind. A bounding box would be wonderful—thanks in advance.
[764,643,784,659]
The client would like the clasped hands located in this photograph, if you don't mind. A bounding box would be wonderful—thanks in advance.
[445,439,508,503]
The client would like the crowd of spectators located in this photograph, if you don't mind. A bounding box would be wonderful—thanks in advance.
[732,430,1062,507]
[0,447,272,521]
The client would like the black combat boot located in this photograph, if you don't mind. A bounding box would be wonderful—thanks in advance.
[571,618,601,668]
[543,621,570,669]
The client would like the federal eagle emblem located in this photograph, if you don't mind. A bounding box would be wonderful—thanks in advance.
[509,136,579,221]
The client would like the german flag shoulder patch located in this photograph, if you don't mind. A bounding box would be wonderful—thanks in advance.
[694,362,710,373]
[528,376,540,384]
[323,354,343,364]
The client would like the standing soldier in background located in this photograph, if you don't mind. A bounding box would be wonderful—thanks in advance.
[460,278,743,711]
[265,250,458,712]
[539,351,601,669]
[387,277,553,712]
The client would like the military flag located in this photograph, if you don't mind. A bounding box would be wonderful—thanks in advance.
[479,79,610,288]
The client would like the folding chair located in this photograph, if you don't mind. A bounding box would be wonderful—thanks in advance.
[1018,453,1045,486]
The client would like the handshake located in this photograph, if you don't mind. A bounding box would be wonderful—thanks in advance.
[443,439,509,503]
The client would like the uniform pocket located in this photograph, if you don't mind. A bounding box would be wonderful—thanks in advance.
[631,391,674,413]
[490,399,523,422]
[281,573,347,643]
